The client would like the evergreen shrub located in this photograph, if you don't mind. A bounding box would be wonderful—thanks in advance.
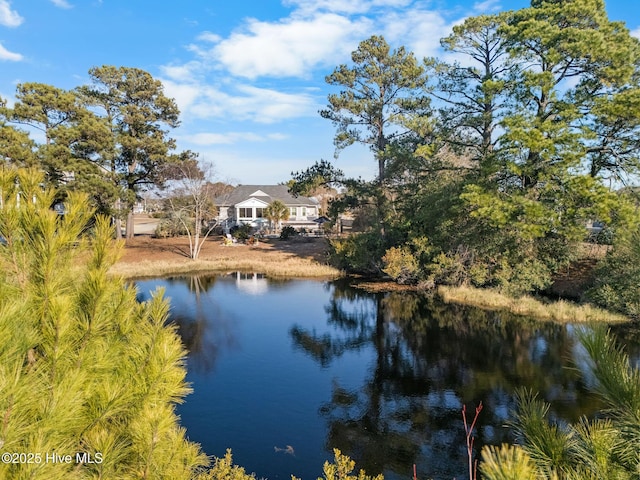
[588,227,640,317]
[329,232,387,274]
[231,223,252,241]
[0,168,207,479]
[280,225,298,239]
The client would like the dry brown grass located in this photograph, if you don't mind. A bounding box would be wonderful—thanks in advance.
[109,235,341,279]
[437,285,629,324]
[110,256,340,279]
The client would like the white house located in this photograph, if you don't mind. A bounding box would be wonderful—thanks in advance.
[213,185,321,232]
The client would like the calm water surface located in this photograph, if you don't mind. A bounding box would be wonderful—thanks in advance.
[135,274,639,480]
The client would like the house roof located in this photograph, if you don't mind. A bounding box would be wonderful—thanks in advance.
[214,184,318,207]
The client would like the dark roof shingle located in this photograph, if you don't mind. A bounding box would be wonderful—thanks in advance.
[213,185,317,206]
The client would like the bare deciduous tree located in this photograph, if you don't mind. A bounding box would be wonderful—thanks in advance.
[164,157,218,260]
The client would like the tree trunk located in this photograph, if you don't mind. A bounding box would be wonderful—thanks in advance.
[114,218,123,239]
[126,211,134,239]
[114,198,123,239]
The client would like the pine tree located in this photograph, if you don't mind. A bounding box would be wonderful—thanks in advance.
[0,167,207,479]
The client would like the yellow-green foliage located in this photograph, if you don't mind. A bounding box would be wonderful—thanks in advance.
[382,246,419,284]
[0,168,207,479]
[480,444,543,480]
[293,449,383,480]
[195,449,255,480]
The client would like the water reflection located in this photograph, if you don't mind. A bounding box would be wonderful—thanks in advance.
[290,285,602,479]
[234,272,269,296]
[136,274,618,480]
[137,274,240,373]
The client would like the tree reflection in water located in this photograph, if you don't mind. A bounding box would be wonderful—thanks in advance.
[138,274,240,374]
[291,280,604,480]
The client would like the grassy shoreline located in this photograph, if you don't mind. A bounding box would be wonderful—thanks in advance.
[110,255,342,280]
[437,285,630,324]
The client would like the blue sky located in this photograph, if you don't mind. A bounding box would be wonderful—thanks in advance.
[1,0,639,185]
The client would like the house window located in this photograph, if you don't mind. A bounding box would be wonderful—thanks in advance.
[289,207,297,217]
[255,208,264,218]
[239,207,251,218]
[301,207,307,217]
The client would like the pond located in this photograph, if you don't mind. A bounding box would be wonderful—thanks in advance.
[135,273,639,480]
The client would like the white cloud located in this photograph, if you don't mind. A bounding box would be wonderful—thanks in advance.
[162,77,318,124]
[631,27,640,40]
[160,62,203,82]
[237,85,317,121]
[202,13,371,79]
[161,79,203,111]
[50,0,73,9]
[473,0,501,13]
[181,131,288,146]
[284,0,412,15]
[194,84,317,123]
[0,43,22,61]
[197,31,222,43]
[0,0,23,27]
[381,9,456,59]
